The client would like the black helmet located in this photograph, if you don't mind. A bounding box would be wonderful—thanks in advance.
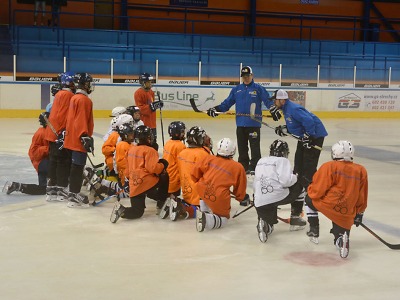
[134,125,153,146]
[168,121,186,140]
[138,73,154,89]
[117,123,135,141]
[186,126,206,146]
[39,112,50,128]
[74,72,94,94]
[269,139,289,158]
[51,83,62,96]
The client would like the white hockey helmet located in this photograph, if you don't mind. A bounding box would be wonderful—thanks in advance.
[110,106,126,117]
[111,114,133,130]
[217,138,236,158]
[331,140,354,161]
[275,89,288,100]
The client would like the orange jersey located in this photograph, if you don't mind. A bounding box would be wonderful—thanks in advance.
[126,144,165,197]
[115,140,132,182]
[102,131,120,170]
[177,147,211,205]
[191,155,247,219]
[307,160,368,230]
[44,89,74,142]
[134,87,156,129]
[162,139,186,193]
[63,93,94,152]
[29,127,49,172]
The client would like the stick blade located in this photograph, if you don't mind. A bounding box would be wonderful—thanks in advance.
[189,98,202,113]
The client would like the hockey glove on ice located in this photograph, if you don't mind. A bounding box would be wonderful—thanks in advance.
[207,107,219,118]
[354,212,364,227]
[301,133,312,149]
[81,134,94,153]
[274,125,288,137]
[150,100,164,112]
[240,194,251,206]
[269,105,282,121]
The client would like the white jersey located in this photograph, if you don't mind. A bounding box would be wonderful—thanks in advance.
[253,156,297,207]
[133,119,144,129]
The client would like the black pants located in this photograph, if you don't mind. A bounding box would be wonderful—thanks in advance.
[236,126,261,172]
[256,182,303,224]
[48,142,71,187]
[293,137,324,188]
[122,172,169,219]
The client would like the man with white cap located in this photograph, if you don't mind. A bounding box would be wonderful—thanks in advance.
[271,89,328,222]
[206,66,272,174]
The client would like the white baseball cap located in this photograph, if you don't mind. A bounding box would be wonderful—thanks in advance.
[110,106,126,117]
[275,89,288,100]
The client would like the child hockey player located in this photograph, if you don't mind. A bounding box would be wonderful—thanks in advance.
[192,138,248,232]
[253,139,305,243]
[159,121,187,219]
[174,126,213,221]
[3,112,50,195]
[125,105,144,129]
[110,125,169,223]
[115,123,135,184]
[305,140,368,258]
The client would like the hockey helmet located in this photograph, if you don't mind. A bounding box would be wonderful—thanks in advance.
[111,114,134,131]
[331,140,354,161]
[134,125,153,146]
[74,72,94,94]
[168,121,186,140]
[217,138,236,158]
[125,106,141,121]
[39,112,50,128]
[110,106,126,117]
[51,83,62,96]
[60,72,75,89]
[269,139,289,158]
[117,123,135,142]
[186,126,207,147]
[138,73,154,89]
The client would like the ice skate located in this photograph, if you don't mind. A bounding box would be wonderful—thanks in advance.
[256,218,274,243]
[67,192,90,208]
[306,225,319,244]
[169,198,189,221]
[196,210,206,232]
[56,186,69,202]
[110,201,125,223]
[45,186,58,202]
[289,215,306,231]
[82,167,95,186]
[159,197,171,219]
[3,181,20,195]
[335,232,350,258]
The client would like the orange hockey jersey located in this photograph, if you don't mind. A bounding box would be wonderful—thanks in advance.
[177,146,211,206]
[44,89,74,142]
[134,87,156,129]
[307,160,368,230]
[115,140,132,183]
[29,127,49,172]
[162,139,186,194]
[63,93,94,152]
[191,155,247,219]
[102,131,120,170]
[126,144,165,197]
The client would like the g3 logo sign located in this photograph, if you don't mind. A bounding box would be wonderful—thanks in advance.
[338,99,361,109]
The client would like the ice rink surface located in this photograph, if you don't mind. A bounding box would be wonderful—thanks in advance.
[1,117,400,300]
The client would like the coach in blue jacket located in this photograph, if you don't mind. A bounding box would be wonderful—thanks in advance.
[207,66,273,174]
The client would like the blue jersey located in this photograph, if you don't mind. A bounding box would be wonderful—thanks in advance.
[217,80,272,127]
[282,100,328,138]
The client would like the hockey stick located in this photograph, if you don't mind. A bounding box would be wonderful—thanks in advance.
[86,154,104,170]
[232,203,254,218]
[360,223,400,250]
[42,113,58,136]
[189,98,271,118]
[156,90,165,147]
[249,103,323,151]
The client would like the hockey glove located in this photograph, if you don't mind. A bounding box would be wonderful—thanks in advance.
[55,129,66,150]
[207,107,219,118]
[150,100,164,112]
[274,125,288,137]
[158,158,169,170]
[301,133,312,149]
[80,134,94,153]
[240,194,251,206]
[354,212,364,227]
[269,105,282,121]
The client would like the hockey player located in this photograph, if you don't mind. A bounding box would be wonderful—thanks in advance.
[3,112,50,195]
[173,126,213,221]
[125,105,144,129]
[115,123,135,183]
[159,121,187,220]
[192,138,248,232]
[271,89,328,223]
[134,73,163,150]
[45,72,75,202]
[206,66,273,174]
[103,106,127,141]
[63,72,95,208]
[305,140,368,258]
[110,125,169,223]
[253,140,305,243]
